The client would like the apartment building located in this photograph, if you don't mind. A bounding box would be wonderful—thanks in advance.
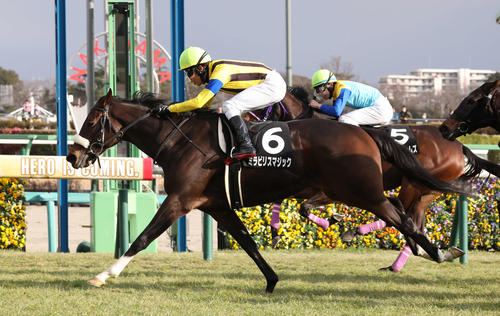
[379,68,496,98]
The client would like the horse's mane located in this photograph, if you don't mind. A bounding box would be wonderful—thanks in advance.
[288,86,310,105]
[116,91,216,118]
[288,85,329,119]
[117,91,169,109]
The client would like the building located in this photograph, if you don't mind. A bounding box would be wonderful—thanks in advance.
[379,68,496,98]
[0,84,14,108]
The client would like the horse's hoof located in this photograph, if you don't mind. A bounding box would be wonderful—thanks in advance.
[341,229,357,242]
[444,246,465,261]
[435,249,445,263]
[379,266,395,272]
[88,277,105,287]
[266,276,279,293]
[329,213,345,224]
[271,236,281,248]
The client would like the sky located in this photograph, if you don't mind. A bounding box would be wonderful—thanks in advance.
[1,0,500,86]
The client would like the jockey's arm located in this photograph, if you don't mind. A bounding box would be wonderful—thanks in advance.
[169,79,223,112]
[320,88,352,117]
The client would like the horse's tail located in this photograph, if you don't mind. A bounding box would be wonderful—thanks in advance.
[362,127,470,195]
[461,145,500,179]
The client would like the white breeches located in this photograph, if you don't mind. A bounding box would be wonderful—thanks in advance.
[222,70,287,120]
[339,96,393,126]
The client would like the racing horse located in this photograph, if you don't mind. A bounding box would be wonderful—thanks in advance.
[254,87,500,271]
[439,80,500,141]
[67,89,465,293]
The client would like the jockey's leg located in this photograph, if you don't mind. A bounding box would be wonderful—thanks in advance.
[222,70,286,159]
[339,96,393,126]
[228,115,256,159]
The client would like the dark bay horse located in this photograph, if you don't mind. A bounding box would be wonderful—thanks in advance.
[439,80,500,141]
[255,87,500,271]
[67,89,464,292]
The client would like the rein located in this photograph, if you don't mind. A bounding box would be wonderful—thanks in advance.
[86,105,153,167]
[84,103,207,167]
[153,114,207,163]
[248,102,288,121]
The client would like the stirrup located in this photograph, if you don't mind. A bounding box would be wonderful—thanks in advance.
[230,147,256,159]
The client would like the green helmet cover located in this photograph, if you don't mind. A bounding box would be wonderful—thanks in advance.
[179,46,212,70]
[311,69,336,88]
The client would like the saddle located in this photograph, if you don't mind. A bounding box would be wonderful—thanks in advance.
[217,115,293,210]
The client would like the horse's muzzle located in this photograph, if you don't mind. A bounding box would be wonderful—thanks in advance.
[66,151,95,169]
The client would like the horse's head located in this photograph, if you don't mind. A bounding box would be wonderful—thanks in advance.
[439,80,500,140]
[67,89,123,169]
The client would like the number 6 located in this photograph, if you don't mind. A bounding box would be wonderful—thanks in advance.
[262,127,285,154]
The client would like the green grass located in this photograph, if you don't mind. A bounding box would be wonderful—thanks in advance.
[0,249,499,315]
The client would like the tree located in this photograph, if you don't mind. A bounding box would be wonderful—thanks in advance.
[319,56,357,81]
[0,66,20,85]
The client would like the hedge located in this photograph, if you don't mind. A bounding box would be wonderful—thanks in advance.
[0,178,25,250]
[225,177,500,251]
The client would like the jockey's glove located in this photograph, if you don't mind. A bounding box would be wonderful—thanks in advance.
[156,104,171,114]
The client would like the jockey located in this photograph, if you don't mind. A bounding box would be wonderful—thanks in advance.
[309,69,393,126]
[158,46,287,159]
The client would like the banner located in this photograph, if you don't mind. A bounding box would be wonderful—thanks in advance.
[0,155,153,180]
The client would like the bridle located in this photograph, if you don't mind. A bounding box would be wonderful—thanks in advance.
[75,102,153,167]
[450,89,500,134]
[73,101,207,167]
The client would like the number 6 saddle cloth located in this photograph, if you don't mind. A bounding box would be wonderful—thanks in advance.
[217,116,293,210]
[218,116,293,169]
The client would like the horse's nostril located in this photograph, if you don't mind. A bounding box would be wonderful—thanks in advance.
[66,154,77,166]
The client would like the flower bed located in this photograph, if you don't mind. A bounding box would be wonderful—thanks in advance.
[225,177,499,251]
[0,178,26,250]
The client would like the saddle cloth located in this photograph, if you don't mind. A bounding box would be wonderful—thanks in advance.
[380,125,419,154]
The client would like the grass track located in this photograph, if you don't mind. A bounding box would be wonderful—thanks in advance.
[0,249,499,315]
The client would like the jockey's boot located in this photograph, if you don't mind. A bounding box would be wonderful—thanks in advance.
[229,116,256,159]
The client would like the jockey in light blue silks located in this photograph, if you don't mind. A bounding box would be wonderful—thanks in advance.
[309,69,393,126]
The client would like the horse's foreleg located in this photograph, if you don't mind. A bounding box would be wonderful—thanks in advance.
[208,208,279,293]
[386,190,440,271]
[88,196,185,287]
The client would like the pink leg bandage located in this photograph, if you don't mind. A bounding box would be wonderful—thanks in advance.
[271,203,281,229]
[307,213,329,230]
[391,245,412,272]
[357,220,387,235]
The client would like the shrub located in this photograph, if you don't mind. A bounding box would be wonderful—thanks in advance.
[0,178,26,250]
[225,178,499,251]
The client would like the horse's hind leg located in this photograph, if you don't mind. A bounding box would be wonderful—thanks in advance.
[88,195,186,287]
[374,199,445,263]
[299,192,343,229]
[207,207,279,293]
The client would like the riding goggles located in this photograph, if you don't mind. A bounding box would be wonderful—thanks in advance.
[184,67,195,77]
[314,72,334,94]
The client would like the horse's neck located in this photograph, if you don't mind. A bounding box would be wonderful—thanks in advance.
[112,104,165,158]
[284,98,311,120]
[123,110,216,160]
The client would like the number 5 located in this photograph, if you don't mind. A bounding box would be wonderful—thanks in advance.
[390,128,409,145]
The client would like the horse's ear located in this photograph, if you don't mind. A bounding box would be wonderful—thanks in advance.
[102,89,113,107]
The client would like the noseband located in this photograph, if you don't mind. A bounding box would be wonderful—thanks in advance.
[451,89,500,134]
[74,103,152,167]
